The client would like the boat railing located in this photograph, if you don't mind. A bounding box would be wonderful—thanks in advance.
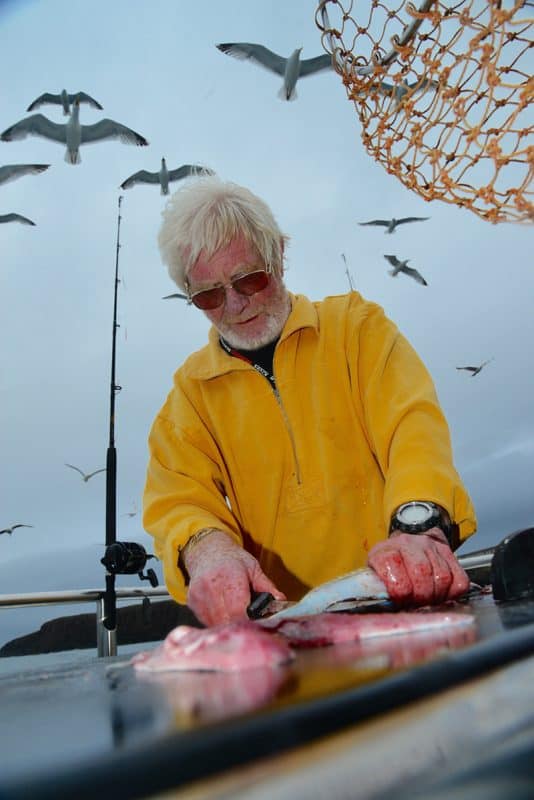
[0,586,171,658]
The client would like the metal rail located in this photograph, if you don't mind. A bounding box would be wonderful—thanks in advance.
[0,586,170,657]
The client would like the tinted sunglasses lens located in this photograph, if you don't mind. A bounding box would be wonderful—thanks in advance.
[233,270,270,296]
[191,287,225,310]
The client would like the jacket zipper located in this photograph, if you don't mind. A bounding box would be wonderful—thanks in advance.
[272,384,302,485]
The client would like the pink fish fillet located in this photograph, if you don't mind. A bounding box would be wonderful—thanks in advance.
[267,610,475,648]
[132,620,294,673]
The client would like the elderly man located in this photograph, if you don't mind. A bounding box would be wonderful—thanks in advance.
[144,178,476,626]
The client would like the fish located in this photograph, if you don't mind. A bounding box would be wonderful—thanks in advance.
[131,620,293,673]
[269,609,476,648]
[257,567,390,624]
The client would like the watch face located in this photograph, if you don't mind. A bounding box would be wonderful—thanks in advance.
[398,502,433,525]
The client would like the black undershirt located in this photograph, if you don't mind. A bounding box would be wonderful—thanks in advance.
[219,337,279,390]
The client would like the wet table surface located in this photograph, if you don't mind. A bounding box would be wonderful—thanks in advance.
[1,591,534,798]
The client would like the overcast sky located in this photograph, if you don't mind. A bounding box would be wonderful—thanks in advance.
[1,0,533,645]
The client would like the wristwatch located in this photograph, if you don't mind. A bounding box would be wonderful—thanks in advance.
[390,501,450,535]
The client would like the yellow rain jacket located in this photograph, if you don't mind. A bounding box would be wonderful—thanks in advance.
[144,292,476,603]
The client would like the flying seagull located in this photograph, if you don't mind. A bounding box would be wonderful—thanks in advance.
[120,159,214,195]
[216,43,332,101]
[162,292,188,300]
[0,213,35,225]
[359,217,430,233]
[65,463,106,482]
[360,79,439,108]
[456,359,494,377]
[122,502,138,518]
[27,90,103,115]
[1,99,149,165]
[384,254,428,286]
[0,523,34,536]
[0,163,50,186]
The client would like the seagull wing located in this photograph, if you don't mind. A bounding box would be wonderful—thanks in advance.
[167,164,214,181]
[456,366,477,372]
[216,43,287,76]
[396,217,430,225]
[26,92,60,111]
[69,92,103,110]
[162,293,188,300]
[0,213,35,225]
[120,170,158,189]
[298,54,332,77]
[0,164,50,186]
[1,114,66,144]
[65,463,85,477]
[384,254,400,267]
[86,468,106,480]
[81,119,148,146]
[359,219,389,227]
[403,265,428,285]
[12,524,33,530]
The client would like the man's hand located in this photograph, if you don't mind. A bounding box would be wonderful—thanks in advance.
[182,530,286,626]
[368,528,469,606]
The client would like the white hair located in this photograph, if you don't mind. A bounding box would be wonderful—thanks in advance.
[158,177,288,290]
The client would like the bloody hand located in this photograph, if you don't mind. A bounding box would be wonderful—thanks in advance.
[183,530,286,626]
[368,527,469,606]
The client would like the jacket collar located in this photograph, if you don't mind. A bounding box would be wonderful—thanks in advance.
[183,293,318,381]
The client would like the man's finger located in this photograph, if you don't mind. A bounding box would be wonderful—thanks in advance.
[400,545,435,605]
[250,565,287,600]
[425,545,453,604]
[368,545,413,605]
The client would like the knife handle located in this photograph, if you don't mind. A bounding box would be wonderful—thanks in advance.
[247,591,274,619]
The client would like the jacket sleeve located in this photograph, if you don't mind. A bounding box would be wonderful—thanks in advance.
[352,301,477,545]
[143,376,243,603]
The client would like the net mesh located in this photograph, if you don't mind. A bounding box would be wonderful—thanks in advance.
[316,0,533,223]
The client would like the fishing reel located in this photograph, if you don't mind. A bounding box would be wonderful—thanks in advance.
[101,541,159,588]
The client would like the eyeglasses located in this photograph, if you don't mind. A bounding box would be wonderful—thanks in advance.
[186,266,272,310]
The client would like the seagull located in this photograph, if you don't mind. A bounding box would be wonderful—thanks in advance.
[216,43,332,101]
[456,359,494,377]
[361,79,439,108]
[162,292,188,300]
[0,523,34,536]
[122,502,138,518]
[359,217,430,233]
[65,463,106,482]
[27,90,103,115]
[384,254,428,286]
[0,213,35,225]
[120,159,214,195]
[0,163,50,186]
[1,98,149,165]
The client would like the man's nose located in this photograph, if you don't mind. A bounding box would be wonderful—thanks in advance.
[224,287,249,314]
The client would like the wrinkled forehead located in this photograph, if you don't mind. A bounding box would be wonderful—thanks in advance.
[186,235,263,286]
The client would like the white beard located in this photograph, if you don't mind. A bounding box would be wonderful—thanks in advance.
[215,287,291,350]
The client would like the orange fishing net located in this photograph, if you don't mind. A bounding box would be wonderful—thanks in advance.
[316,0,533,223]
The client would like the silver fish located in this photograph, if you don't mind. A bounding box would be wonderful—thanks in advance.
[264,567,389,623]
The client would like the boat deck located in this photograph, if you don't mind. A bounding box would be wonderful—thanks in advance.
[1,591,534,799]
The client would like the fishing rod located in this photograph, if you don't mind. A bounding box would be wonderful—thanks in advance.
[100,195,157,655]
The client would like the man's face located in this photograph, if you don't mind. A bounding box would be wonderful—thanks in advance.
[187,235,290,349]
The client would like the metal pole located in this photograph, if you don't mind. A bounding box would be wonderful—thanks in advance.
[96,596,117,657]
